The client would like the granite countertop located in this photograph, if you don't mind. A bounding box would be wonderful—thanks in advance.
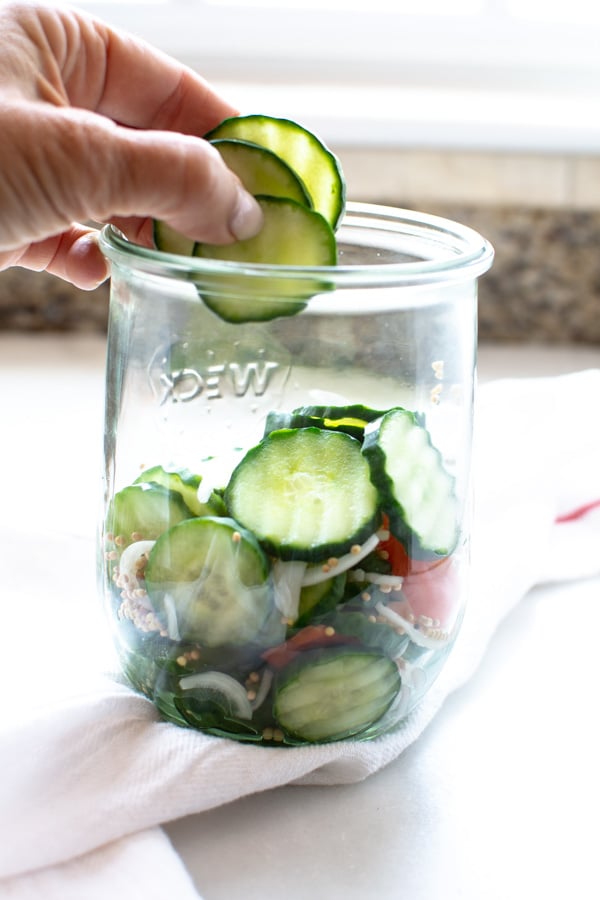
[1,203,599,343]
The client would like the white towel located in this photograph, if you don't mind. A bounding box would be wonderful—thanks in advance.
[1,369,599,898]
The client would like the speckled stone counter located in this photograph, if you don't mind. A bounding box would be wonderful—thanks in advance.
[1,205,599,342]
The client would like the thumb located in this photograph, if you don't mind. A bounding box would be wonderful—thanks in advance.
[0,103,263,253]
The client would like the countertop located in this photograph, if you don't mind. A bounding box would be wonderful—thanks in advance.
[2,335,599,900]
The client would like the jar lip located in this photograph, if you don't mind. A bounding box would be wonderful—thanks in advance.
[99,201,494,285]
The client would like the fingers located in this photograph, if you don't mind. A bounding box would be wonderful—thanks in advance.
[24,3,237,136]
[15,226,109,291]
[0,102,262,252]
[111,128,264,242]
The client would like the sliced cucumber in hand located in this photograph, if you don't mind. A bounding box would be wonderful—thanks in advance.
[152,113,343,323]
[205,114,345,229]
[211,138,312,208]
[153,220,196,256]
[194,195,336,323]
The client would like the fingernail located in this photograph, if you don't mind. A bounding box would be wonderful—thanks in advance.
[229,188,263,241]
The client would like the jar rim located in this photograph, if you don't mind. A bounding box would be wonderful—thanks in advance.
[99,201,494,286]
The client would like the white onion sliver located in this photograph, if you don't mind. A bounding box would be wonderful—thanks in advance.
[163,593,181,641]
[301,531,381,586]
[180,671,252,720]
[117,540,156,586]
[363,572,404,588]
[374,601,445,649]
[272,559,307,618]
[347,569,404,588]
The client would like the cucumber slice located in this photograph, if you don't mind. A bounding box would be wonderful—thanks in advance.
[296,573,346,627]
[134,464,222,517]
[106,482,193,547]
[225,427,380,562]
[362,409,458,558]
[274,647,401,742]
[153,220,195,256]
[264,404,397,446]
[296,404,390,437]
[263,410,324,437]
[145,516,272,647]
[194,195,336,323]
[205,114,345,229]
[211,138,312,208]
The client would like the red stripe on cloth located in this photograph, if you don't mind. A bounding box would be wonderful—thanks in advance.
[555,498,600,524]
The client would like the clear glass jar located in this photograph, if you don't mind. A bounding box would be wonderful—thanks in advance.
[98,203,493,746]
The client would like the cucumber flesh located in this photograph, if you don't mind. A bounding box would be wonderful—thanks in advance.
[144,517,272,647]
[225,426,380,562]
[153,220,195,256]
[205,114,345,229]
[134,465,206,516]
[274,648,401,742]
[362,409,458,558]
[211,138,312,208]
[194,195,336,323]
[106,483,193,547]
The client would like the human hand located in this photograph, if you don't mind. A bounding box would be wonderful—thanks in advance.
[0,2,263,289]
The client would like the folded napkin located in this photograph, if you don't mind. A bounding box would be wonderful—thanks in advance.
[1,369,599,898]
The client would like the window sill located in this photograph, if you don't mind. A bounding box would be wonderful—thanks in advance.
[214,80,600,155]
[212,80,600,209]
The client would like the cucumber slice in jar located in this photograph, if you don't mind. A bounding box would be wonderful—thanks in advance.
[205,114,346,229]
[144,516,272,647]
[274,648,401,742]
[224,427,380,562]
[285,403,393,443]
[295,573,347,627]
[193,195,336,324]
[211,138,312,208]
[134,465,223,517]
[362,409,458,559]
[106,482,193,548]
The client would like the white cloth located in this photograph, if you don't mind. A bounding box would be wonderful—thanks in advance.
[1,369,599,898]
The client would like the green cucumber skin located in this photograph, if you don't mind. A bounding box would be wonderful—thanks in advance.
[200,292,306,325]
[205,114,346,230]
[274,647,401,742]
[294,403,390,423]
[362,410,458,560]
[225,427,380,563]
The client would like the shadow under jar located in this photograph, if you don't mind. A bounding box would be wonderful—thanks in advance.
[98,202,493,746]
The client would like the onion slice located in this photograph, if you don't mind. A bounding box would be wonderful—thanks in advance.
[272,559,307,618]
[301,531,382,586]
[115,540,155,589]
[180,671,253,719]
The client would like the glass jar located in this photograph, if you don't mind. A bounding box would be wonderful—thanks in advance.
[98,202,493,746]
